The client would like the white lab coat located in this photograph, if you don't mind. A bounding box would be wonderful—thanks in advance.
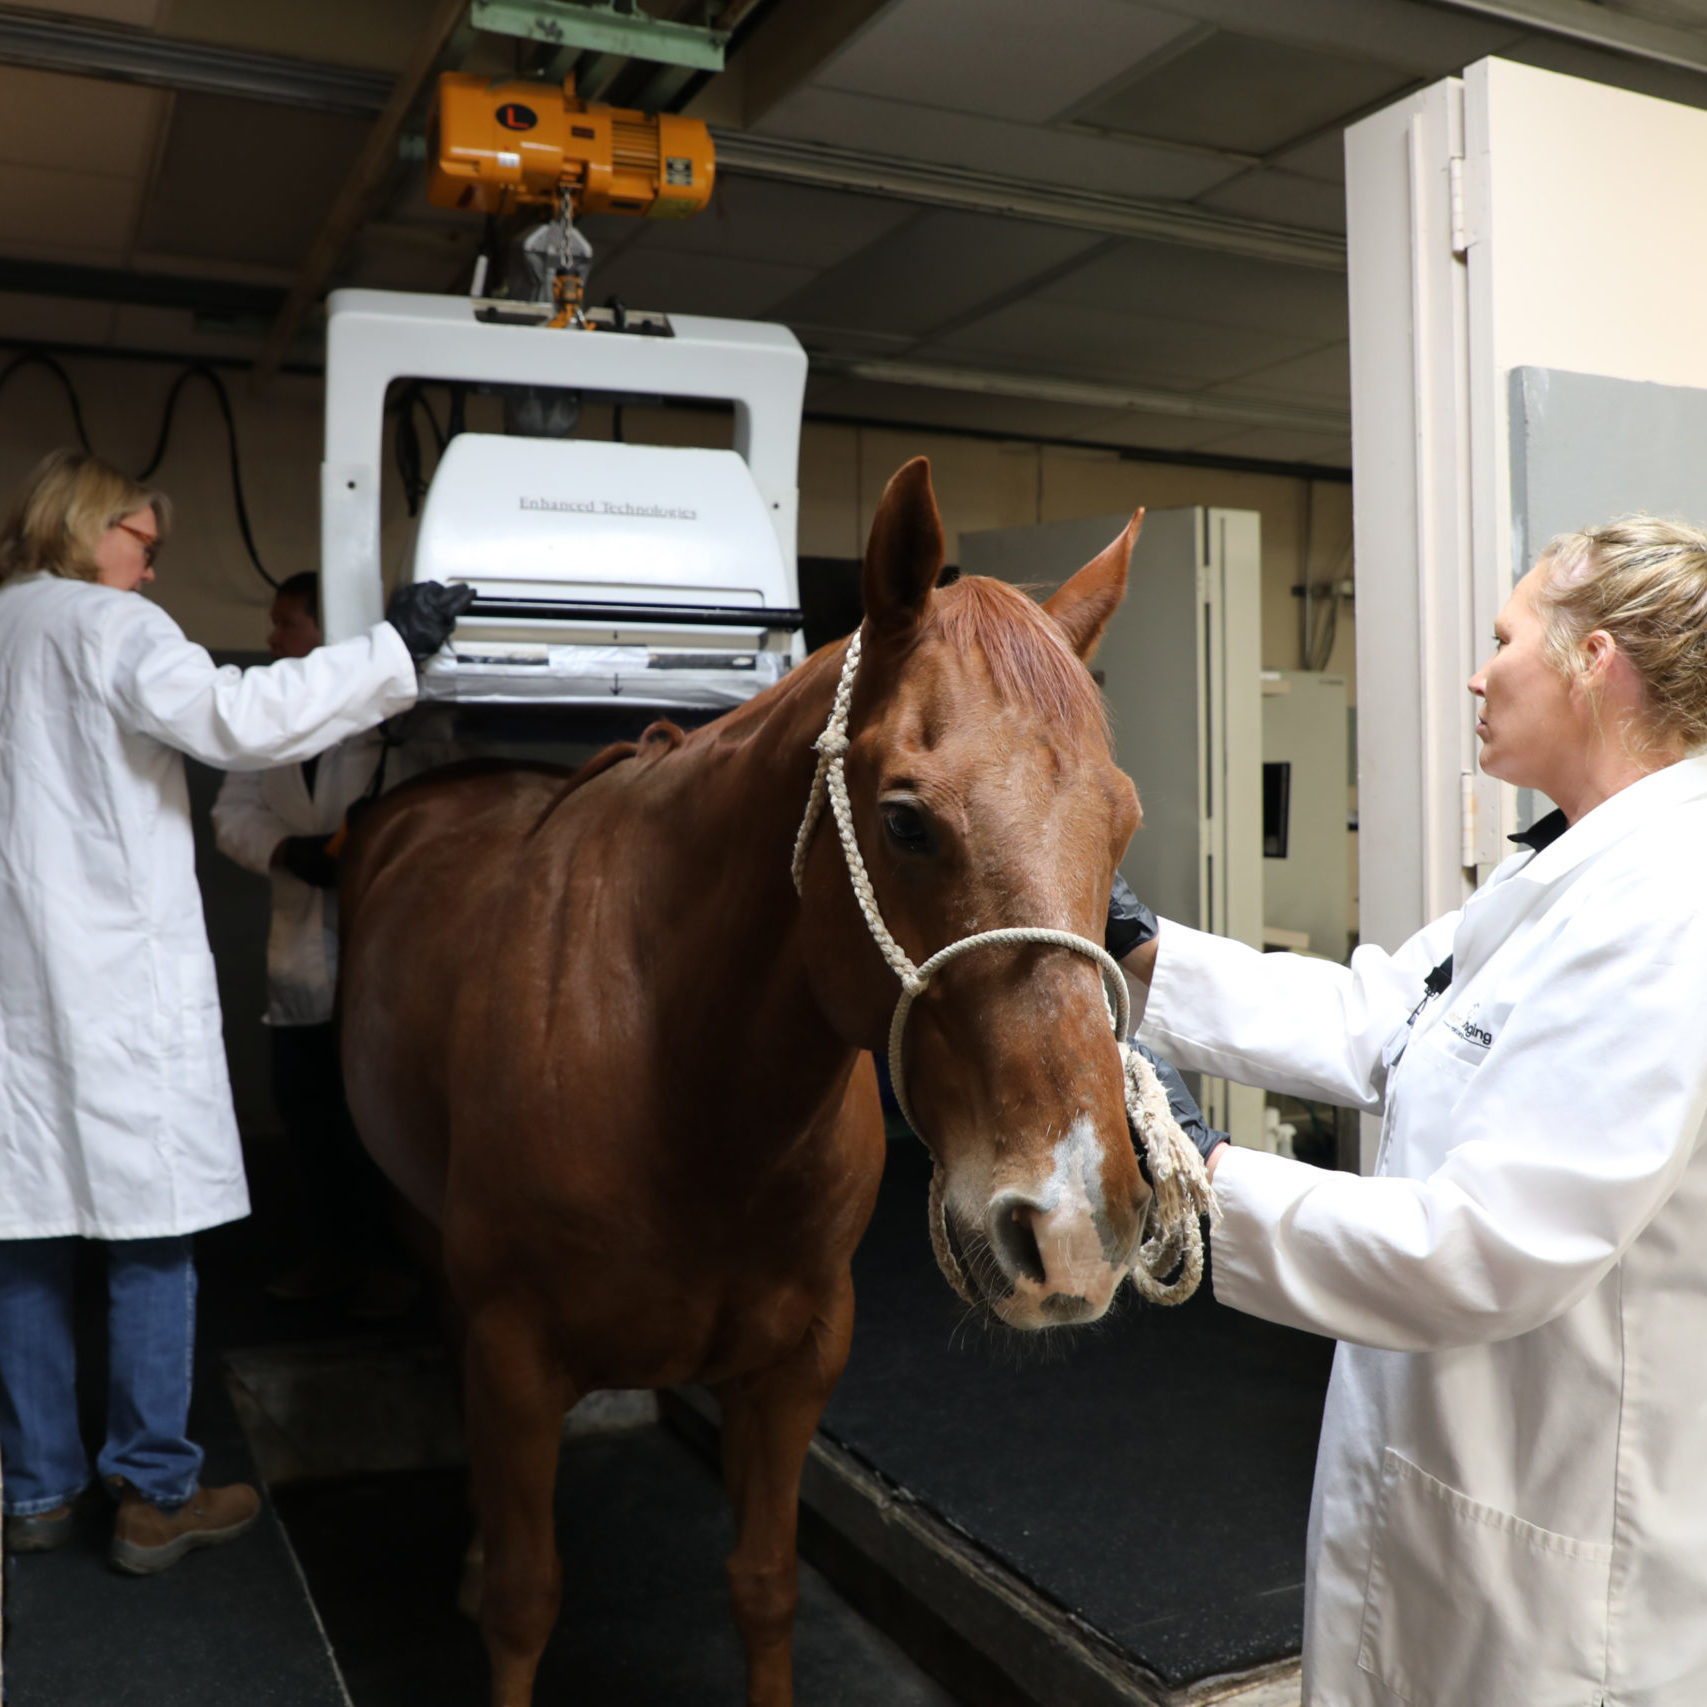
[0,572,417,1241]
[211,727,456,1025]
[1140,753,1707,1707]
[211,734,389,1027]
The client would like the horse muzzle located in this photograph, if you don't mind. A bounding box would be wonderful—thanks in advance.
[930,1115,1145,1330]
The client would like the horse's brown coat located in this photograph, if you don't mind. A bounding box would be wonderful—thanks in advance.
[337,460,1145,1706]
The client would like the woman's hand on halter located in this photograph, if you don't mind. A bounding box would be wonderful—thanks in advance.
[1135,1045,1229,1169]
[1107,870,1160,1013]
[1105,872,1157,962]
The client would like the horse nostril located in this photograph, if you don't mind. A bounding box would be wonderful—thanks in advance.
[987,1194,1047,1286]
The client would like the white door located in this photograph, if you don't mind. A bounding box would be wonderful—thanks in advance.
[1347,56,1707,1166]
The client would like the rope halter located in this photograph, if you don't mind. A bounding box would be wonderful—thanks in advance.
[791,629,1219,1306]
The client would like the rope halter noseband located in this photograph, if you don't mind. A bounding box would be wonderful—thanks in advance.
[792,629,1219,1307]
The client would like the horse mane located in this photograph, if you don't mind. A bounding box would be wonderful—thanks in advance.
[928,576,1109,751]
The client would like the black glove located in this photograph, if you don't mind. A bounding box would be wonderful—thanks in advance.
[276,834,339,890]
[1105,872,1158,960]
[1135,1044,1228,1165]
[386,581,475,663]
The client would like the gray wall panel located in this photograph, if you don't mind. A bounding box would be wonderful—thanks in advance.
[1510,366,1707,576]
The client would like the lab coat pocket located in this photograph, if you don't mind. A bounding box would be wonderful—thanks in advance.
[160,951,222,1086]
[1357,1449,1611,1707]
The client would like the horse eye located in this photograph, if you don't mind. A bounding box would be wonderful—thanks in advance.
[881,802,932,853]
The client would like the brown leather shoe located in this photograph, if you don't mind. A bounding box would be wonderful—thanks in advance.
[109,1481,261,1575]
[4,1502,75,1554]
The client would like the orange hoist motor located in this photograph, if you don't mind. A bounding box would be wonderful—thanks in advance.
[428,72,715,221]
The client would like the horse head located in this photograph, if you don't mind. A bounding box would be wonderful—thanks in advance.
[797,457,1147,1330]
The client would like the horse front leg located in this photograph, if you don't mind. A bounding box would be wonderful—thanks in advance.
[714,1273,857,1707]
[463,1302,574,1707]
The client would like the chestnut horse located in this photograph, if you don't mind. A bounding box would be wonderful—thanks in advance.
[337,458,1147,1706]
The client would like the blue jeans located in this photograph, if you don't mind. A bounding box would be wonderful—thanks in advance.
[0,1237,204,1515]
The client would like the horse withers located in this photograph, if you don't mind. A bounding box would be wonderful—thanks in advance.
[337,458,1148,1706]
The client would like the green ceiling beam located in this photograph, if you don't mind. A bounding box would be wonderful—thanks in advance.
[471,1,728,72]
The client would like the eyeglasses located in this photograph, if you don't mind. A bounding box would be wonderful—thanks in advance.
[113,521,160,567]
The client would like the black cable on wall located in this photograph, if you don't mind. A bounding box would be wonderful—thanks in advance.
[0,344,278,590]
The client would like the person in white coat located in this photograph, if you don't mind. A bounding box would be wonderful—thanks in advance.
[1111,515,1707,1707]
[0,449,469,1574]
[211,571,427,1313]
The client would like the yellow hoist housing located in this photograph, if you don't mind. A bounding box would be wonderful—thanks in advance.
[428,73,715,220]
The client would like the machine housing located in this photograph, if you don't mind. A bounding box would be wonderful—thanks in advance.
[319,288,808,719]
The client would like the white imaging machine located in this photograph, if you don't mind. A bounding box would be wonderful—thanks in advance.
[318,70,805,723]
[318,287,808,719]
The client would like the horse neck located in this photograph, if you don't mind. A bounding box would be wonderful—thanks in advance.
[646,641,853,1052]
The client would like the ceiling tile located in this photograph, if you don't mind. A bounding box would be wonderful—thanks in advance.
[1075,28,1415,155]
[786,320,917,359]
[613,177,916,272]
[775,210,1107,340]
[1194,168,1347,234]
[0,66,161,176]
[21,0,162,24]
[755,86,1244,201]
[134,95,372,269]
[346,228,478,297]
[1206,340,1349,404]
[1034,239,1348,341]
[584,250,821,322]
[1144,0,1521,77]
[158,0,434,72]
[933,297,1321,389]
[0,162,139,259]
[1270,129,1347,184]
[817,0,1201,125]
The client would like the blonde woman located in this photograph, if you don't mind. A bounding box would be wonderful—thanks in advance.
[1114,518,1707,1706]
[0,450,467,1573]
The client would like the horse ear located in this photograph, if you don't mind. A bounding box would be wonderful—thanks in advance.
[862,458,945,636]
[1043,508,1143,662]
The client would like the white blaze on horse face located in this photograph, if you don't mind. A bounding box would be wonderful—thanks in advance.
[977,1112,1129,1328]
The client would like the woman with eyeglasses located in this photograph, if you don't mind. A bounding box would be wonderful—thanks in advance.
[0,449,468,1575]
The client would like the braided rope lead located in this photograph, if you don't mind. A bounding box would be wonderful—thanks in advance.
[793,630,1219,1304]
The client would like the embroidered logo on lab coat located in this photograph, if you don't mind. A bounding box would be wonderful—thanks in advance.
[1443,1004,1494,1050]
